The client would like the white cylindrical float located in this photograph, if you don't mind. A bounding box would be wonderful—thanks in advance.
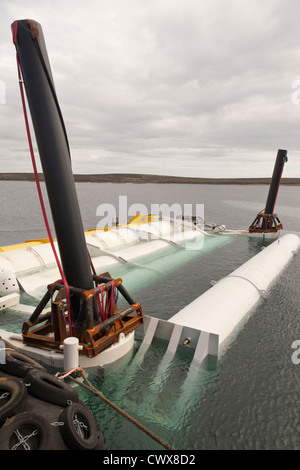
[169,233,299,355]
[59,337,83,371]
[0,217,201,297]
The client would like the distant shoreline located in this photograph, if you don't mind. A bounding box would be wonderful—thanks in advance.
[0,172,299,185]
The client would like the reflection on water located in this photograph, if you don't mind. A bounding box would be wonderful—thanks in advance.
[0,182,299,450]
[73,235,300,450]
[1,232,299,450]
[81,338,220,450]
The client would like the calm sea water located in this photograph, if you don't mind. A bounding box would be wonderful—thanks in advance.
[0,181,300,450]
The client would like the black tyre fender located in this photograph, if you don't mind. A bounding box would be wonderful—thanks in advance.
[59,402,99,450]
[0,350,45,378]
[0,411,53,450]
[24,369,79,407]
[94,431,105,450]
[0,377,28,425]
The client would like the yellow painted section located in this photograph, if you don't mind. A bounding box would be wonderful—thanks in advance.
[127,214,154,225]
[25,238,51,244]
[0,240,46,252]
[86,227,110,233]
[86,214,154,233]
[0,215,154,252]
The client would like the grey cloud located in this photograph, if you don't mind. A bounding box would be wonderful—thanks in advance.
[0,0,300,177]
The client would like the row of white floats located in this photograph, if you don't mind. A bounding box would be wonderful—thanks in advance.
[0,217,299,368]
[0,217,200,297]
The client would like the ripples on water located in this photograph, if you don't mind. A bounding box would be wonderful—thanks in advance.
[0,182,299,450]
[80,238,299,451]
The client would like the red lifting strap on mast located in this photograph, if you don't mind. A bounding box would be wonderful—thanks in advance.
[12,19,39,43]
[12,20,18,45]
[26,19,39,38]
[12,20,73,335]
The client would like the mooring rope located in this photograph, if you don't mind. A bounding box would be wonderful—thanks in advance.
[66,371,175,451]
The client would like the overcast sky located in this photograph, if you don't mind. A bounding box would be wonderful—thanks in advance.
[1,0,300,178]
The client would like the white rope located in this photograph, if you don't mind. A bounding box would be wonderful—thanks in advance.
[55,367,85,380]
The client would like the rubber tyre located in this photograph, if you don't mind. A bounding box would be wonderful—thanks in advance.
[59,402,98,450]
[0,412,53,450]
[24,369,79,407]
[93,431,105,450]
[0,350,45,378]
[0,377,28,425]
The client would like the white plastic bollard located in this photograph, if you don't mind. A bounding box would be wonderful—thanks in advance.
[59,337,83,371]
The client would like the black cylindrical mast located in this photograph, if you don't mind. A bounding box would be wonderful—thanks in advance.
[249,148,288,234]
[12,20,95,325]
[265,149,288,215]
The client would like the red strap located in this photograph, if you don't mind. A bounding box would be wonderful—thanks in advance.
[12,20,18,45]
[97,282,115,322]
[26,19,39,39]
[87,250,102,316]
[105,281,115,319]
[97,285,105,320]
[13,33,73,336]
